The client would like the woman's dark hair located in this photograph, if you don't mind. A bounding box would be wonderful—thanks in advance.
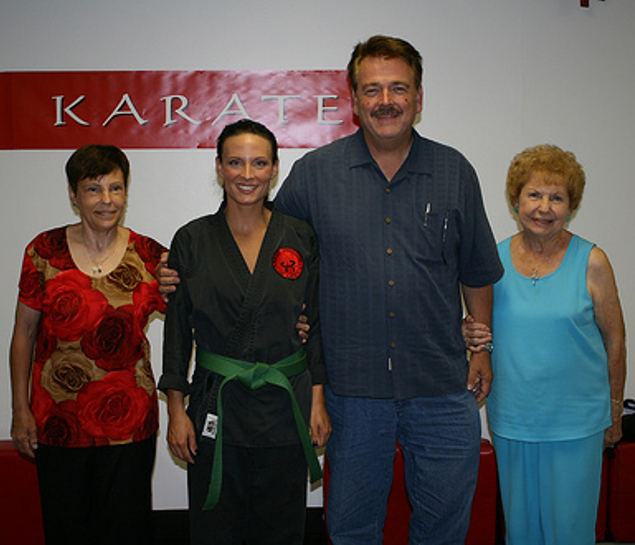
[216,119,278,163]
[65,144,130,193]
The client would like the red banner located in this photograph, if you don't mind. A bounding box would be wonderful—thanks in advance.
[0,71,358,150]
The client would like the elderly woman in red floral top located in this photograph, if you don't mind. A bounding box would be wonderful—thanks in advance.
[9,145,165,545]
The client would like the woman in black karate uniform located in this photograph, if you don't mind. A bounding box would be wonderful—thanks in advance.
[159,119,330,545]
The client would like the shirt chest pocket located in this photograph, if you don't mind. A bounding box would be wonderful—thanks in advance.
[413,209,452,266]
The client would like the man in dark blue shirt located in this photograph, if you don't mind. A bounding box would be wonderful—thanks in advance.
[274,35,502,544]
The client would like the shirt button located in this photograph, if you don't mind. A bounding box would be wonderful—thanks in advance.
[389,311,396,318]
[386,248,393,255]
[385,188,391,194]
[390,342,397,348]
[385,217,392,224]
[388,280,395,287]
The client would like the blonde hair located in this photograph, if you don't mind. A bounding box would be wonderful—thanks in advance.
[506,144,586,213]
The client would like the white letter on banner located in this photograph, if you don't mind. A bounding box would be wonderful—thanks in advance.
[103,93,149,126]
[53,96,90,126]
[261,95,301,125]
[161,95,202,127]
[315,95,343,125]
[212,94,250,125]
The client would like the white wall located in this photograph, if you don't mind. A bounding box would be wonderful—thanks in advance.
[2,0,634,509]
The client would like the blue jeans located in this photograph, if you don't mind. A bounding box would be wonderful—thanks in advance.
[325,388,480,545]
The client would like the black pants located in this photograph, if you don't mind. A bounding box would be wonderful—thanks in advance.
[188,442,308,545]
[36,435,156,545]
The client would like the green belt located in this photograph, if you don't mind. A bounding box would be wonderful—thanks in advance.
[196,347,323,511]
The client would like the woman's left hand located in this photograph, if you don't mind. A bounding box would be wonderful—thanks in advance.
[605,419,623,449]
[296,307,309,344]
[310,385,331,448]
[462,315,492,352]
[156,252,180,302]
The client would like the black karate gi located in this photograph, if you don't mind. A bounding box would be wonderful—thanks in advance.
[159,203,325,545]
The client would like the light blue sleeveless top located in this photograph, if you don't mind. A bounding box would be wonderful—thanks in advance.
[487,235,610,442]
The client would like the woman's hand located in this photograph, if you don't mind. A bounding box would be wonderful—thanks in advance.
[156,252,180,302]
[11,407,38,458]
[166,390,198,464]
[462,314,492,352]
[310,385,331,448]
[296,307,310,344]
[604,418,623,449]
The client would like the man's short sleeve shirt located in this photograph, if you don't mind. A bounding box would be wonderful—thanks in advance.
[275,129,502,399]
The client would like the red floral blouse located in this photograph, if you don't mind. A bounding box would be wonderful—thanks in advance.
[18,226,166,448]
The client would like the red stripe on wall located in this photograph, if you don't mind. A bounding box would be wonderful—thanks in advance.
[1,71,358,150]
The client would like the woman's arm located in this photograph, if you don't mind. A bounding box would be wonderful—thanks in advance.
[161,229,200,463]
[303,228,331,447]
[587,246,626,448]
[10,301,42,458]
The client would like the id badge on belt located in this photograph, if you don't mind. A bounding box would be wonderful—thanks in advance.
[202,413,218,439]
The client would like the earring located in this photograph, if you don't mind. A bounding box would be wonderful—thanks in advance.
[567,214,571,222]
[514,206,519,214]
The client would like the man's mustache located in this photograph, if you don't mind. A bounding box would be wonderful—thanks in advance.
[371,105,402,118]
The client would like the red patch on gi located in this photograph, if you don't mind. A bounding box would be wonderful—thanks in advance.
[272,247,303,280]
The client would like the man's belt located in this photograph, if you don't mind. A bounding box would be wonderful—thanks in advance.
[196,347,323,510]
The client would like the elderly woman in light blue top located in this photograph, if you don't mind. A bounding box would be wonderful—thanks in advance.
[465,144,626,545]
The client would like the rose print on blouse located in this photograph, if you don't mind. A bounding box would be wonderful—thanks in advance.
[77,371,153,443]
[40,341,106,403]
[42,270,108,341]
